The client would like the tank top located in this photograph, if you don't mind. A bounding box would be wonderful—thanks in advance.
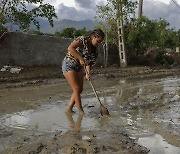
[65,36,97,66]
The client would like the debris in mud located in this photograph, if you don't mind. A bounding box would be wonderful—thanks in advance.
[66,144,87,154]
[1,129,149,154]
[0,128,13,137]
[82,135,91,141]
[88,105,95,108]
[0,65,23,73]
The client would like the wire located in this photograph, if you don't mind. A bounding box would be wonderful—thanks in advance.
[171,0,180,8]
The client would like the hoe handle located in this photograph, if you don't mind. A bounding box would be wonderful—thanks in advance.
[84,67,102,105]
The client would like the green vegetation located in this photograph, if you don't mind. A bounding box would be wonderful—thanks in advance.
[95,0,180,66]
[54,27,91,38]
[27,30,44,35]
[125,17,179,65]
[0,0,57,31]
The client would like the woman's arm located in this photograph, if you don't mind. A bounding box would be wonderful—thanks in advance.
[68,40,85,65]
[85,65,91,80]
[85,65,91,74]
[85,49,97,80]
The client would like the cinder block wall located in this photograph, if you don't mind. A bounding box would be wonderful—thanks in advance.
[0,32,72,67]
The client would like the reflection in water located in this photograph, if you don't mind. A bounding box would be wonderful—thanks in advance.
[115,78,165,104]
[138,134,180,154]
[65,113,83,132]
[0,105,98,133]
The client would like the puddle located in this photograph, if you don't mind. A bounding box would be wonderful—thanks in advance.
[0,102,100,152]
[0,75,179,153]
[138,134,180,154]
[0,104,99,133]
[125,108,180,153]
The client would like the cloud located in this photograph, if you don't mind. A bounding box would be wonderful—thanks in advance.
[74,0,95,8]
[43,0,58,4]
[55,0,107,21]
[56,3,96,21]
[74,0,106,9]
[53,0,180,29]
[143,0,180,29]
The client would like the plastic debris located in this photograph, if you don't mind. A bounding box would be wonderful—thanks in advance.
[0,65,23,73]
[0,65,11,72]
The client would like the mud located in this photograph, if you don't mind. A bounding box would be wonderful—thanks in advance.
[0,66,180,154]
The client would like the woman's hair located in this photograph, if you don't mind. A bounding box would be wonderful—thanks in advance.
[90,29,105,39]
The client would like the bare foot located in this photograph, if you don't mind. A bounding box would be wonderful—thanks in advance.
[78,110,84,115]
[65,108,75,114]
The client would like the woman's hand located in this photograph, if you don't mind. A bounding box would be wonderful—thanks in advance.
[85,73,91,81]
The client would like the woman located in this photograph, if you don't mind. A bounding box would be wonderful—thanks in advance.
[62,29,105,114]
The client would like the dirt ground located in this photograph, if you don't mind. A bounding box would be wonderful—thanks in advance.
[0,65,178,88]
[0,65,180,154]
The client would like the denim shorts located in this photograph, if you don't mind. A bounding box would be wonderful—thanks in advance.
[61,57,83,74]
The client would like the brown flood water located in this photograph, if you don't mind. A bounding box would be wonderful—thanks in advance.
[0,75,179,153]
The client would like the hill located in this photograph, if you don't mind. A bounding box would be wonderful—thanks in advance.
[5,19,98,34]
[40,19,98,34]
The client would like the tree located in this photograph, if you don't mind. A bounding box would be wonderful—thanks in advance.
[0,0,57,31]
[96,0,137,67]
[55,27,91,39]
[58,27,76,38]
[176,29,180,47]
[126,16,180,65]
[95,22,109,67]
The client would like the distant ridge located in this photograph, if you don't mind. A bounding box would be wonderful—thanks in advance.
[5,19,98,34]
[40,19,98,34]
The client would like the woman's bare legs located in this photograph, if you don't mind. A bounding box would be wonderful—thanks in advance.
[64,70,84,114]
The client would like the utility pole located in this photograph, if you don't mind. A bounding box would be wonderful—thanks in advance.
[117,18,127,67]
[117,1,127,67]
[102,32,108,68]
[104,31,108,67]
[138,0,143,19]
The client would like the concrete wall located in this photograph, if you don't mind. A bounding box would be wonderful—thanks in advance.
[0,32,107,67]
[0,32,72,67]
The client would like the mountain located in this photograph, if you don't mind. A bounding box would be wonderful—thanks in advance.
[5,19,98,34]
[39,19,98,34]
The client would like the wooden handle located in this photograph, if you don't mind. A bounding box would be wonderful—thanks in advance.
[89,80,102,105]
[84,67,102,105]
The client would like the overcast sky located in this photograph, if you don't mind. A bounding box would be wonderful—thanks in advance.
[44,0,180,29]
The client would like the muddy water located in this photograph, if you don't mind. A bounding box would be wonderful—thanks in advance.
[0,75,179,153]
